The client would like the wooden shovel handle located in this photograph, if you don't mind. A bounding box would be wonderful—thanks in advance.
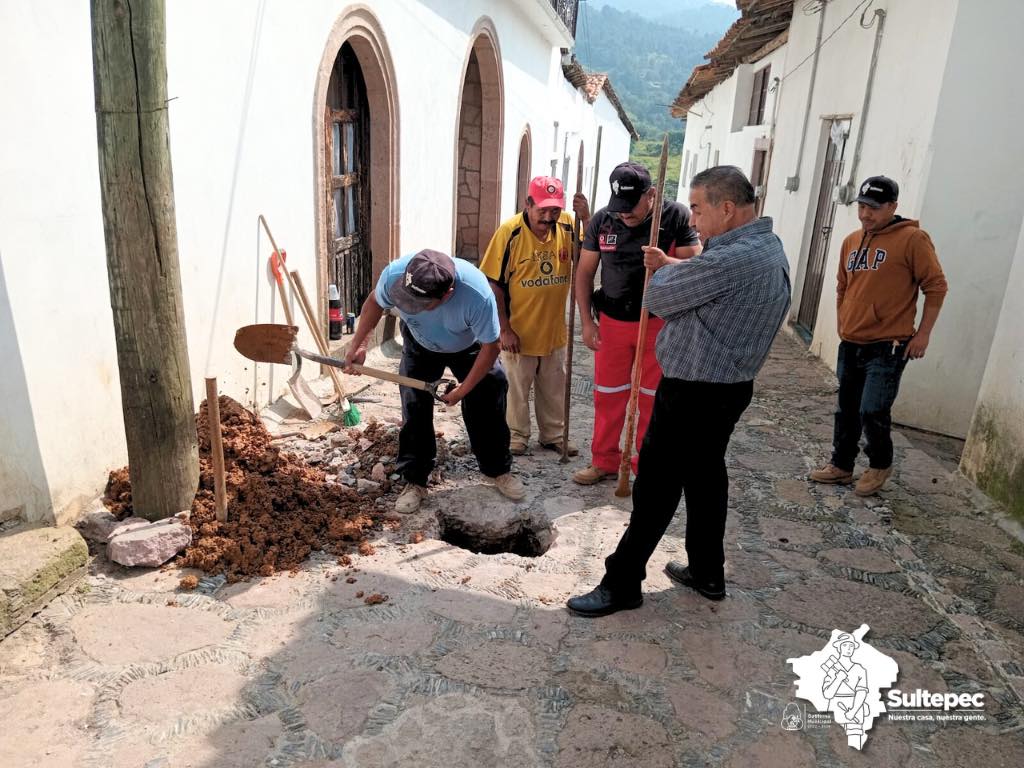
[289,270,348,404]
[616,134,671,497]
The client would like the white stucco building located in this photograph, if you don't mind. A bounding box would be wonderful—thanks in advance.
[0,0,634,524]
[672,0,1024,516]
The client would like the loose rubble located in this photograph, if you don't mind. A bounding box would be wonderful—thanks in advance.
[100,396,450,581]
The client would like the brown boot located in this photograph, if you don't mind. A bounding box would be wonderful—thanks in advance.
[855,466,892,496]
[808,463,854,484]
[573,465,615,485]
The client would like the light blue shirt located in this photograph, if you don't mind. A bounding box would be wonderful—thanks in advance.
[375,254,500,353]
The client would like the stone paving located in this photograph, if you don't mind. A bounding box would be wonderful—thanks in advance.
[1,331,1023,767]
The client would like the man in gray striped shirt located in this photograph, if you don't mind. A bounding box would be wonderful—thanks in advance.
[568,166,791,617]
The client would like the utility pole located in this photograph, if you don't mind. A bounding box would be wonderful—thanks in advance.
[91,0,198,520]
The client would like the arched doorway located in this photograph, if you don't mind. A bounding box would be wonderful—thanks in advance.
[325,43,370,316]
[314,9,398,334]
[453,21,503,263]
[515,126,531,212]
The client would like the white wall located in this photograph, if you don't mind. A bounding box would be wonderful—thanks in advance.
[758,0,985,435]
[676,42,789,202]
[962,219,1024,516]
[0,0,625,522]
[0,1,124,523]
[899,0,1024,435]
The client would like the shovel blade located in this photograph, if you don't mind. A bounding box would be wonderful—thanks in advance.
[234,324,298,364]
[288,369,323,419]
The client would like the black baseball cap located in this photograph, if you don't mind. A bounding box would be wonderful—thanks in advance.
[389,249,456,314]
[607,162,652,213]
[855,176,899,208]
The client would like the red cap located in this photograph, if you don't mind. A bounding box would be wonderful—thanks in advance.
[527,176,566,209]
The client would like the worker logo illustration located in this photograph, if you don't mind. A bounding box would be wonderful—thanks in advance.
[787,624,899,750]
[781,702,804,731]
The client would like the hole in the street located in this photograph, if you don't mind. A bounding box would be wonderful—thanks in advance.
[437,513,554,557]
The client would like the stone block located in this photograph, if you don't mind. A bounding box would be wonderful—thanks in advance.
[76,506,121,543]
[106,516,152,542]
[107,518,192,567]
[0,523,88,637]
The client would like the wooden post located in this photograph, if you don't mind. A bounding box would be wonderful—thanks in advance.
[204,379,228,523]
[91,0,199,520]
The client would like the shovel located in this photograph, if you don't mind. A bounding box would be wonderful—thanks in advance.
[263,247,321,419]
[234,324,456,403]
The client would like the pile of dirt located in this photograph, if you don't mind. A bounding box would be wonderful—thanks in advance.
[102,467,133,519]
[102,397,426,581]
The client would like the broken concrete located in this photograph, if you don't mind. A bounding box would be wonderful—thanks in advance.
[0,523,87,637]
[107,518,191,567]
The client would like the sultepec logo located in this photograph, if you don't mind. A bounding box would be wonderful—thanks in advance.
[787,624,898,750]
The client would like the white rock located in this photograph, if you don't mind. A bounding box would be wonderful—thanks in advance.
[107,519,192,567]
[370,463,386,482]
[356,479,381,494]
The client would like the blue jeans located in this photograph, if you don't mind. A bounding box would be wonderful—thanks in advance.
[830,340,909,472]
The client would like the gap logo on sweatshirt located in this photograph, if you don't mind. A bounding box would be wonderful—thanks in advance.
[846,247,887,272]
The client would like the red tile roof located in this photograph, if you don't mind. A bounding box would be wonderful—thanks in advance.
[670,0,793,117]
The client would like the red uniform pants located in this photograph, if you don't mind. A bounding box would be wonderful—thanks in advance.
[590,313,664,474]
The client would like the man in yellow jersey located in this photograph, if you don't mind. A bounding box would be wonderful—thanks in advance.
[479,177,586,456]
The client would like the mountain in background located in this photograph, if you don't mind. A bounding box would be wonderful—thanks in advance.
[590,0,739,36]
[576,0,738,198]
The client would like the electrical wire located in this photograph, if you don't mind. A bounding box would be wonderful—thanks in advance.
[779,0,874,85]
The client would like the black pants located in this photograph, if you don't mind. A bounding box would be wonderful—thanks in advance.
[600,377,753,597]
[397,324,512,486]
[830,340,908,472]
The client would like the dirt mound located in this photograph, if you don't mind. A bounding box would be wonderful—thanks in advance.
[102,397,422,581]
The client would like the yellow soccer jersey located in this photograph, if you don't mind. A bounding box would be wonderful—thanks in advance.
[480,211,576,356]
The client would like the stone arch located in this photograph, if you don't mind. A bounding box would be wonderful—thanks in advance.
[452,18,504,262]
[515,125,532,212]
[313,6,399,329]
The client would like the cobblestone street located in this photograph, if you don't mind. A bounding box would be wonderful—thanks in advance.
[1,331,1022,767]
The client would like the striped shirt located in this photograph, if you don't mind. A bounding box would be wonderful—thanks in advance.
[644,217,791,383]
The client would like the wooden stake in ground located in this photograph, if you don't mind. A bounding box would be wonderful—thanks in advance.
[615,135,671,498]
[204,378,227,523]
[561,150,586,463]
[91,0,199,520]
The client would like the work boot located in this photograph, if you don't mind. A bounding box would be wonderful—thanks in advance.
[509,437,529,456]
[491,473,526,501]
[573,465,615,485]
[395,484,427,514]
[541,439,579,457]
[808,463,854,484]
[854,466,892,497]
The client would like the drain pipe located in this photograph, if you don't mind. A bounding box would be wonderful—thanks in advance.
[785,1,828,192]
[759,75,783,213]
[838,6,887,204]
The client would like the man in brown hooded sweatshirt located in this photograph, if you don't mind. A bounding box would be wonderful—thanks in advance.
[810,176,948,496]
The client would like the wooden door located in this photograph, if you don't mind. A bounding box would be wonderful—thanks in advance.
[797,119,849,336]
[325,43,371,320]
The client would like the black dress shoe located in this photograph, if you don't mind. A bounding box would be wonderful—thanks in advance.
[665,561,726,601]
[566,585,643,617]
